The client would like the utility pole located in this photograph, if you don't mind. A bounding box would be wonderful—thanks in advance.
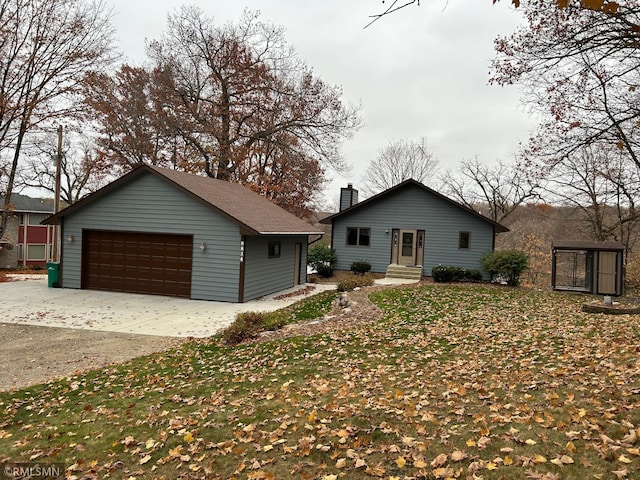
[52,125,62,262]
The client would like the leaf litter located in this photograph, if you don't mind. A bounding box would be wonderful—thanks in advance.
[0,283,639,479]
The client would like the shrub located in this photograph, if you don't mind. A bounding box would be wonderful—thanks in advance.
[465,269,483,282]
[432,266,483,283]
[337,273,375,292]
[481,250,529,286]
[307,244,337,277]
[263,311,288,331]
[222,311,266,345]
[350,260,371,275]
[432,265,464,283]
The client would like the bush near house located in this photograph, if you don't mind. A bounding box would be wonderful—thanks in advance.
[307,244,337,277]
[431,265,482,283]
[481,249,529,286]
[337,273,375,292]
[350,260,371,275]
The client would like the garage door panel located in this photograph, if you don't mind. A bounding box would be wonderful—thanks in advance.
[82,230,193,298]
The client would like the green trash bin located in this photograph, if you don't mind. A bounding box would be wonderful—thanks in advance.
[46,262,60,288]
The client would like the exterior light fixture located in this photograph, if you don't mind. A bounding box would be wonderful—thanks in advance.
[66,235,74,242]
[200,242,206,251]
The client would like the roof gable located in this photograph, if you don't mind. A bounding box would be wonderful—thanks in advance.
[44,165,322,235]
[321,179,509,233]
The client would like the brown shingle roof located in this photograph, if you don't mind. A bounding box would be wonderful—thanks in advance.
[45,165,323,235]
[149,166,321,234]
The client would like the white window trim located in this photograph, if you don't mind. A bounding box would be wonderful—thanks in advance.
[26,244,47,260]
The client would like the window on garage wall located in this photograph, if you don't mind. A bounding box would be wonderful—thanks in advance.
[458,231,470,249]
[268,241,281,258]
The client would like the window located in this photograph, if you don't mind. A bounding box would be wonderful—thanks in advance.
[268,241,281,258]
[459,231,470,249]
[346,227,370,247]
[18,244,23,260]
[28,213,48,226]
[19,213,24,225]
[27,244,46,260]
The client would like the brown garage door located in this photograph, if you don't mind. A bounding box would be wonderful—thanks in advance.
[82,230,193,298]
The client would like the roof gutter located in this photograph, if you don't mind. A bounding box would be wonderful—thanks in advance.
[307,234,325,247]
[258,231,325,235]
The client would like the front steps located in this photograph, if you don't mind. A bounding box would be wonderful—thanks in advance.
[385,263,423,280]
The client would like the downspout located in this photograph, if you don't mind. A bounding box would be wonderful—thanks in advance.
[307,234,324,247]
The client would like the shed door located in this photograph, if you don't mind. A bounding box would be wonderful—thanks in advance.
[597,251,617,295]
[82,230,193,298]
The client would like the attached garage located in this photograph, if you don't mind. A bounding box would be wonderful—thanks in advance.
[82,230,193,298]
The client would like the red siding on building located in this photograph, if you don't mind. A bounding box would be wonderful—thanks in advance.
[20,225,49,243]
[16,214,55,268]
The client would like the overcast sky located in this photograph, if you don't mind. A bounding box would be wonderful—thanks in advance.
[106,0,536,204]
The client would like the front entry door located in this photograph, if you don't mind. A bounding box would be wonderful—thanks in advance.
[398,230,417,266]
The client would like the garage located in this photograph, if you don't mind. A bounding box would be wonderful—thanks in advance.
[82,230,193,298]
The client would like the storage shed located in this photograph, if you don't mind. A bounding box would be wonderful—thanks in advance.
[551,241,625,296]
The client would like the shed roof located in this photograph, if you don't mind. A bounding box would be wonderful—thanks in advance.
[0,194,55,213]
[552,240,625,251]
[320,179,509,233]
[44,165,323,235]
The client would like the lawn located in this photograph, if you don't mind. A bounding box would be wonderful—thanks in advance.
[1,284,639,480]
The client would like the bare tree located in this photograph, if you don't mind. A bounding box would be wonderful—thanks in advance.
[0,0,116,241]
[492,1,640,178]
[365,0,420,28]
[539,144,640,255]
[19,134,112,204]
[441,157,540,223]
[360,138,438,197]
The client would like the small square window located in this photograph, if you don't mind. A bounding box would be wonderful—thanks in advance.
[459,232,470,249]
[268,241,281,258]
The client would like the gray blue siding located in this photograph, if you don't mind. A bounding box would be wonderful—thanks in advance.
[243,235,308,301]
[332,184,495,276]
[61,172,241,302]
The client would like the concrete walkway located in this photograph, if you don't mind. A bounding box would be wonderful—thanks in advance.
[0,277,336,338]
[0,275,419,338]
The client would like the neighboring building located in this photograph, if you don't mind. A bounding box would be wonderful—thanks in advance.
[321,180,509,278]
[0,194,56,269]
[44,165,323,302]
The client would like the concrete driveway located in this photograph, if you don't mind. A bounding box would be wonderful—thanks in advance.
[0,276,336,338]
